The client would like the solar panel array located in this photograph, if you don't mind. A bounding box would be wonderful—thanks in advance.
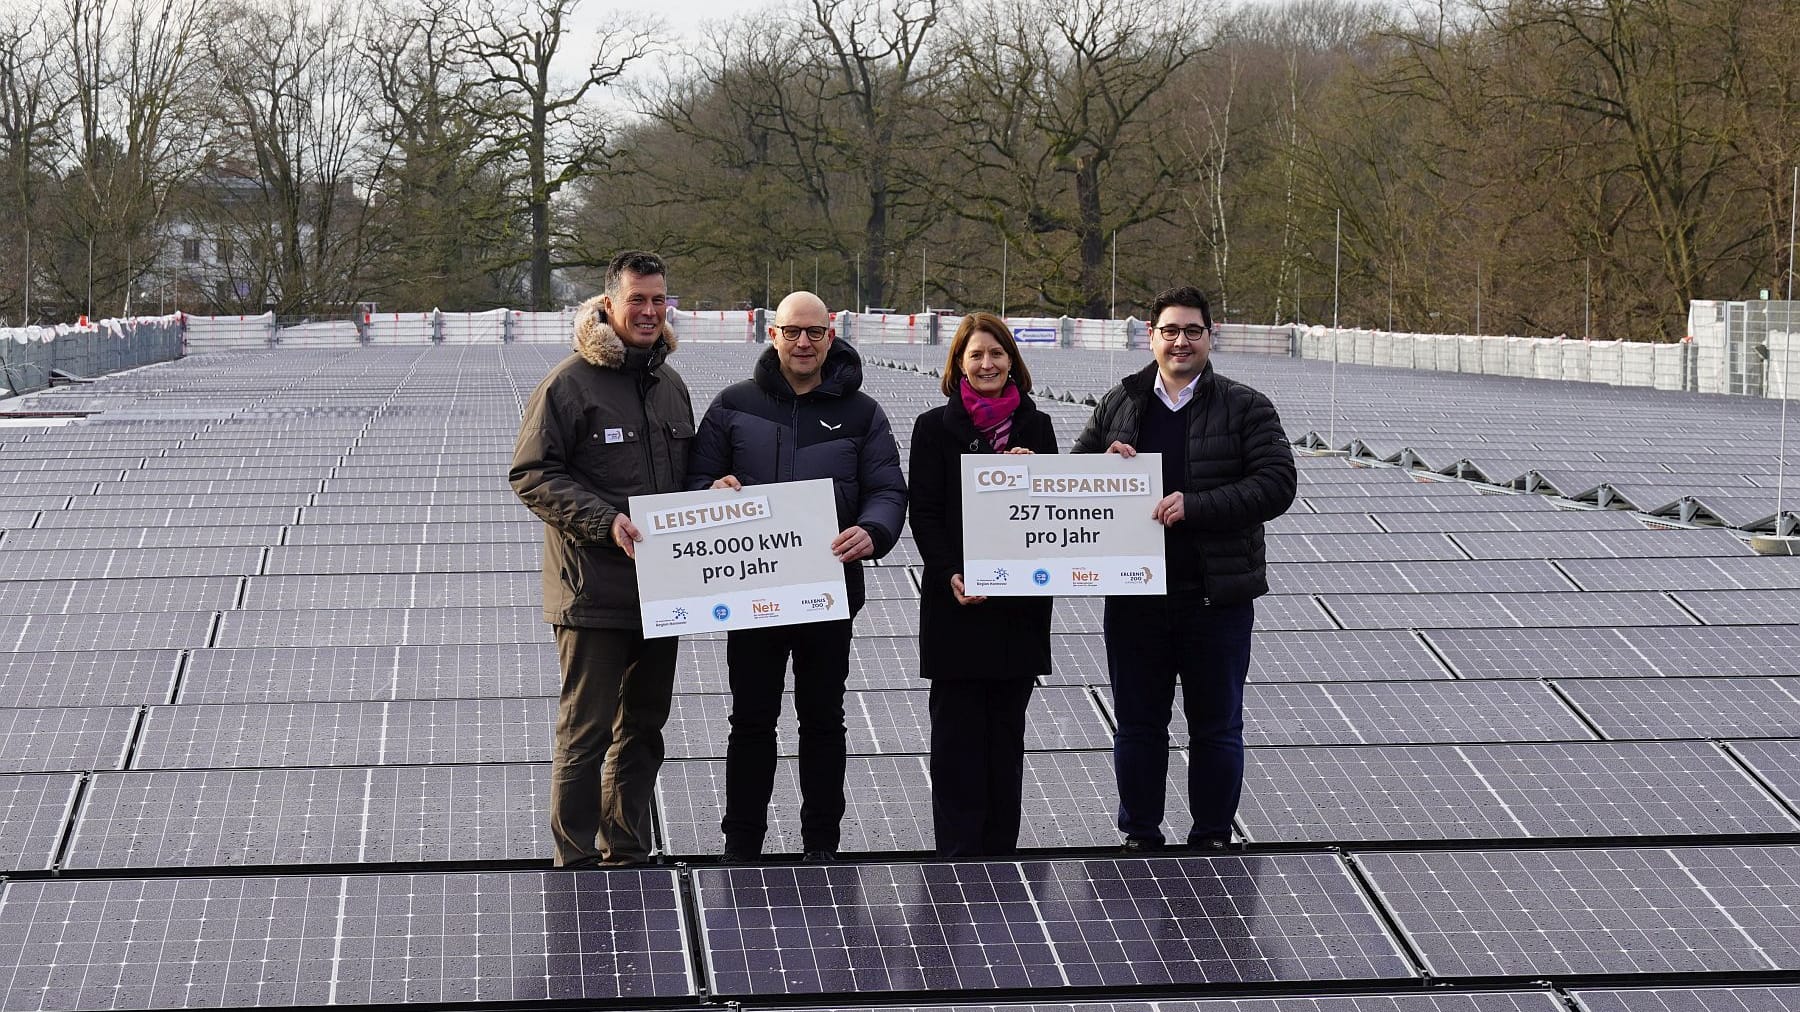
[1,341,1798,1010]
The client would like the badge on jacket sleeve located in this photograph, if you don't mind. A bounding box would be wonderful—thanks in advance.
[605,428,624,443]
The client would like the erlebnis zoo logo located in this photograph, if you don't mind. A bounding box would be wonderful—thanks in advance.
[1119,566,1154,585]
[712,604,731,622]
[800,592,836,612]
[1032,568,1051,586]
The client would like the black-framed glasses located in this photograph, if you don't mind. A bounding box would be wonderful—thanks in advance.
[776,325,829,343]
[1155,324,1209,341]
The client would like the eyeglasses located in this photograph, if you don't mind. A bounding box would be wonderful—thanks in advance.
[776,326,829,343]
[1155,324,1209,342]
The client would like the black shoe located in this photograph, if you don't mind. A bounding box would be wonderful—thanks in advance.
[1120,837,1164,854]
[802,849,836,863]
[1190,836,1233,852]
[719,849,758,864]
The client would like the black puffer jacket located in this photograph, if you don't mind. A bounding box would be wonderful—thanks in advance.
[908,391,1058,680]
[1072,361,1295,605]
[687,338,907,613]
[510,296,694,628]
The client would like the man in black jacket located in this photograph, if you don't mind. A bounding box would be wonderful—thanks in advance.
[1073,286,1296,851]
[510,250,694,867]
[688,290,908,861]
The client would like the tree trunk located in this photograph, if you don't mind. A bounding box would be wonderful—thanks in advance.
[1075,156,1105,318]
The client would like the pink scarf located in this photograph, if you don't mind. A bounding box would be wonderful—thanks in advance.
[959,378,1021,450]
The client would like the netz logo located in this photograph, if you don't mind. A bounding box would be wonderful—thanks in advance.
[1070,568,1102,588]
[712,604,731,622]
[1032,568,1051,586]
[653,606,691,630]
[800,593,837,612]
[750,599,781,618]
[971,567,1010,590]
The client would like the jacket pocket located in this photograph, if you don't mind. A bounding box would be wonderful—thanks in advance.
[576,428,642,489]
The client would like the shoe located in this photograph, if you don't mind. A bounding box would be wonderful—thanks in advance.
[719,849,758,864]
[802,849,836,863]
[1190,837,1233,852]
[1120,837,1164,853]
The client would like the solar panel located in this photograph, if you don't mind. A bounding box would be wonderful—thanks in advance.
[1247,630,1452,681]
[1450,528,1750,560]
[1320,591,1695,630]
[0,576,240,615]
[35,506,299,529]
[262,543,536,575]
[0,706,137,773]
[0,610,217,652]
[1269,560,1577,595]
[1255,595,1337,631]
[65,764,550,868]
[851,686,1114,754]
[1572,986,1800,1012]
[1267,532,1468,564]
[1234,681,1595,746]
[239,572,535,610]
[854,598,921,637]
[1239,741,1796,844]
[1442,625,1800,678]
[1052,597,1104,633]
[1016,749,1186,849]
[0,650,180,706]
[214,605,539,647]
[1354,846,1800,977]
[756,994,1565,1012]
[0,546,264,580]
[1020,855,1414,987]
[179,642,558,702]
[1728,740,1800,813]
[1557,677,1800,739]
[0,869,694,1008]
[132,698,555,769]
[1669,588,1800,625]
[656,755,933,857]
[694,856,1411,996]
[280,521,537,546]
[1265,512,1387,535]
[1372,509,1645,533]
[299,503,532,524]
[0,773,79,871]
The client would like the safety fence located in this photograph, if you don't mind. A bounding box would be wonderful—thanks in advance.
[0,316,184,399]
[1296,326,1695,392]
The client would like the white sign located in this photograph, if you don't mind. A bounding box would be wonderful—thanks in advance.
[961,454,1165,595]
[1014,326,1058,345]
[631,478,849,637]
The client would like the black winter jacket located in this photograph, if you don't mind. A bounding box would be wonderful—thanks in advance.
[510,297,694,628]
[687,339,908,613]
[908,391,1058,680]
[1072,361,1295,605]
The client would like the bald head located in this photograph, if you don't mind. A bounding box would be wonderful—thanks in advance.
[774,291,830,327]
[768,290,835,395]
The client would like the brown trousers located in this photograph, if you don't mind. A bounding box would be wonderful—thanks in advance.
[551,624,678,866]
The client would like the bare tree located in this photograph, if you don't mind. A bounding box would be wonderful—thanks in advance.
[0,10,72,322]
[454,0,658,308]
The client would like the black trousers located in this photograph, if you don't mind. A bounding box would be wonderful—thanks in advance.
[1103,596,1255,844]
[720,619,853,854]
[550,625,678,866]
[929,677,1035,858]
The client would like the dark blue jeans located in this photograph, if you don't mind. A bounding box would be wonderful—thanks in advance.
[1103,596,1255,844]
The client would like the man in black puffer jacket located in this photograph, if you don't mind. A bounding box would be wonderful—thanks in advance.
[1073,285,1296,852]
[688,290,907,861]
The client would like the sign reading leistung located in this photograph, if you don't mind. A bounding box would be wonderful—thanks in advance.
[630,478,849,637]
[960,454,1165,596]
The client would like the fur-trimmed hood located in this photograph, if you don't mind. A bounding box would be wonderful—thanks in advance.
[572,294,678,368]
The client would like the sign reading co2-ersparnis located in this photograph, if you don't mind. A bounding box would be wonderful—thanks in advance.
[631,478,849,637]
[960,454,1165,595]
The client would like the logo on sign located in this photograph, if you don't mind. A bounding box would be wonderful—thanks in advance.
[1071,568,1101,588]
[801,593,836,612]
[1032,568,1051,586]
[973,465,1029,492]
[751,598,781,619]
[653,606,691,630]
[1118,567,1154,585]
[712,604,731,621]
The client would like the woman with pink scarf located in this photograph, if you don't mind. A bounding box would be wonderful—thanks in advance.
[906,312,1059,857]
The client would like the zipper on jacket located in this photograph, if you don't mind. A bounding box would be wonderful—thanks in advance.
[638,385,656,485]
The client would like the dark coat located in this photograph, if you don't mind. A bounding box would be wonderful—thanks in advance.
[908,391,1059,680]
[510,296,694,628]
[687,338,907,613]
[1072,360,1295,605]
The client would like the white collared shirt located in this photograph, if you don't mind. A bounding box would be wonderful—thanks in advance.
[1153,371,1198,412]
